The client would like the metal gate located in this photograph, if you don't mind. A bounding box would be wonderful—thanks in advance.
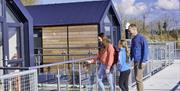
[0,70,38,91]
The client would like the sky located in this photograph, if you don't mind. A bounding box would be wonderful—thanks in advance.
[114,0,180,25]
[34,0,180,14]
[117,0,179,15]
[32,0,180,28]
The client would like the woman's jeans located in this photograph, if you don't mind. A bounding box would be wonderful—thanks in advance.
[98,64,114,91]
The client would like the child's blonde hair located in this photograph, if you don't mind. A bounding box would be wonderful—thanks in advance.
[118,39,130,63]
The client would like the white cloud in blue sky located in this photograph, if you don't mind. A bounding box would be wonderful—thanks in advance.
[117,0,180,16]
[114,0,180,28]
[155,0,180,10]
[117,0,147,16]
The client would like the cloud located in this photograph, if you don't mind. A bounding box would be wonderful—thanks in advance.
[155,0,179,10]
[117,0,147,16]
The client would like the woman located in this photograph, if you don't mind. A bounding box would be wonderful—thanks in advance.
[88,36,115,91]
[117,40,131,91]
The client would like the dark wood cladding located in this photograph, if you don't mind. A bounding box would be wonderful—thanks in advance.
[41,25,98,72]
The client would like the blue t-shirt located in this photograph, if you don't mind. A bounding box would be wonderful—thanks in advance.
[117,48,130,72]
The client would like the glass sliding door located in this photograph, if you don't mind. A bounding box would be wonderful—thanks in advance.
[5,5,23,67]
[0,0,32,74]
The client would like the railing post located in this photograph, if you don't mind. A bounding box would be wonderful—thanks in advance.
[129,68,133,86]
[95,61,98,91]
[114,65,116,91]
[57,67,61,91]
[62,50,66,74]
[175,41,177,59]
[72,57,75,88]
[78,62,82,91]
[37,49,41,66]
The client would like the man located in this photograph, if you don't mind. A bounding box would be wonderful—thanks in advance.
[128,24,148,91]
[87,33,115,91]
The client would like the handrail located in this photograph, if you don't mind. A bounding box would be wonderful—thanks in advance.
[29,56,95,69]
[34,47,99,50]
[0,57,95,70]
[34,54,96,56]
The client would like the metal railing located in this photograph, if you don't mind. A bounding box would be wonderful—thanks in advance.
[0,70,38,91]
[34,47,97,66]
[0,42,176,91]
[32,57,97,91]
[175,41,180,59]
[175,49,180,59]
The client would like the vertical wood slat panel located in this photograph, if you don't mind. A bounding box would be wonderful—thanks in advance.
[41,25,98,72]
[69,25,98,60]
[42,26,67,67]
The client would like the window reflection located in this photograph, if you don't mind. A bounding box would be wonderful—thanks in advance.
[0,0,2,16]
[104,26,111,39]
[8,27,20,60]
[6,6,19,23]
[104,15,111,23]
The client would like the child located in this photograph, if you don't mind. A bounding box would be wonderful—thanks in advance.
[117,39,131,91]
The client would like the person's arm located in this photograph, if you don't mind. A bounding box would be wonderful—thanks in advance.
[141,37,148,63]
[139,36,148,69]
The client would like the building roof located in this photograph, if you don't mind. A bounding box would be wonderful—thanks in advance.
[26,1,110,27]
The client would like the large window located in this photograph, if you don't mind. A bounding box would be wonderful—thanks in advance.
[6,4,23,67]
[0,0,32,71]
[103,8,120,47]
[104,25,111,39]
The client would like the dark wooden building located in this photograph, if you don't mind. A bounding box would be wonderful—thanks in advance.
[26,0,121,71]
